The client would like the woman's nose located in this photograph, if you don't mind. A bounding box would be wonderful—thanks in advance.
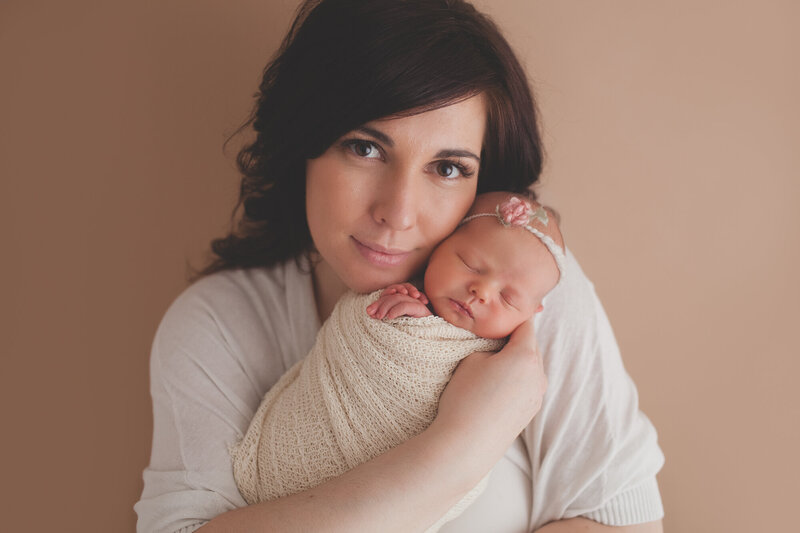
[370,169,418,231]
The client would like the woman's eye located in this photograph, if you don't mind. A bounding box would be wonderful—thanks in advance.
[345,140,381,159]
[436,161,463,178]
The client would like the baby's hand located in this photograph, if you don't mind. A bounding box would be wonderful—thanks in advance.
[379,283,429,304]
[367,284,432,320]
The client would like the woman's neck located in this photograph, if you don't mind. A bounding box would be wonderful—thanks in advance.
[311,257,348,323]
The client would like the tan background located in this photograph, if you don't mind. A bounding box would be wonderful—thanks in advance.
[2,1,797,531]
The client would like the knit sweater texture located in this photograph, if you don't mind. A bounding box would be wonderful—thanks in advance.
[134,250,665,533]
[230,290,504,530]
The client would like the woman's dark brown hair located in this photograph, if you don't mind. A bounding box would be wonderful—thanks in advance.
[192,0,545,280]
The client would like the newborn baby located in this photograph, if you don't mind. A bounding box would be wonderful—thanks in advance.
[368,190,565,339]
[231,191,565,532]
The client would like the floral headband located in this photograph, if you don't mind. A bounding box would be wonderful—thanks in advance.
[460,196,566,279]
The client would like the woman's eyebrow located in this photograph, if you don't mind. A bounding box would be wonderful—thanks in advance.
[356,126,393,147]
[435,149,480,162]
[355,127,480,162]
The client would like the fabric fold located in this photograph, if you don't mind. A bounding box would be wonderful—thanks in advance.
[230,290,504,531]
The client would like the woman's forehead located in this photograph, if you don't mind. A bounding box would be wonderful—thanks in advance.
[363,95,487,151]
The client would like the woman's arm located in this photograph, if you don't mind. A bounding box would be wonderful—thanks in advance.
[136,270,545,532]
[199,320,546,532]
[198,421,480,532]
[534,518,663,533]
[520,250,665,529]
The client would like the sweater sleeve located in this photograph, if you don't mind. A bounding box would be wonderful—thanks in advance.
[134,267,316,533]
[524,250,665,530]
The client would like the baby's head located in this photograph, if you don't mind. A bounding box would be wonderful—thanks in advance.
[423,191,565,339]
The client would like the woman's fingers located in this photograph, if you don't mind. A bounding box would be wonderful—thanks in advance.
[435,321,547,456]
[505,316,537,352]
[506,318,547,414]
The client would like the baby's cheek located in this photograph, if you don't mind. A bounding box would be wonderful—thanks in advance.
[428,298,448,320]
[485,313,523,339]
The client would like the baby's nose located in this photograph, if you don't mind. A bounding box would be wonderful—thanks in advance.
[469,282,489,303]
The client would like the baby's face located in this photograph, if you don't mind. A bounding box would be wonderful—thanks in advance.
[423,216,560,339]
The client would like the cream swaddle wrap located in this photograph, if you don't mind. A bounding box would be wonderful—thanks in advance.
[230,290,504,531]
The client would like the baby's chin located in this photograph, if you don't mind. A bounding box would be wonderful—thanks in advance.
[431,298,519,339]
[470,317,532,340]
[457,317,516,340]
[470,326,514,340]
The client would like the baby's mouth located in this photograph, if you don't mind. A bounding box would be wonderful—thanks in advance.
[449,298,473,319]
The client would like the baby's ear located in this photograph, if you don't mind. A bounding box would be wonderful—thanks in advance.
[535,304,544,313]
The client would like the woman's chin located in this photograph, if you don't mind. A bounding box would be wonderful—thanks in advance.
[346,276,403,295]
[343,261,427,294]
[343,270,414,294]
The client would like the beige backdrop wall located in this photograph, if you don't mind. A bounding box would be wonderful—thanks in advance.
[2,1,797,531]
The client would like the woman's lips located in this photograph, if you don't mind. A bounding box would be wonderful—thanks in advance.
[449,298,473,319]
[351,237,412,267]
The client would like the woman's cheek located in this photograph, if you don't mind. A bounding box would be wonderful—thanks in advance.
[422,191,474,244]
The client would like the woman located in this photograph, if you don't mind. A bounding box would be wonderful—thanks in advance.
[135,1,664,531]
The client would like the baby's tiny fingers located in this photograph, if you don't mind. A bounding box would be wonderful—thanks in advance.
[382,284,409,297]
[386,301,432,319]
[397,282,417,297]
[375,297,401,319]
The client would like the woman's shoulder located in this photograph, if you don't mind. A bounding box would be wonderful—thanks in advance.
[157,266,287,347]
[172,261,297,312]
[534,247,620,368]
[150,260,320,396]
[163,259,317,329]
[524,250,665,528]
[538,247,600,321]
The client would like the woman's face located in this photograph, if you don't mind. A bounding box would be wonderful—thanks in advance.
[306,95,486,293]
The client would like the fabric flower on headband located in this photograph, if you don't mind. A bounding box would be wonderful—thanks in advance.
[460,195,566,281]
[497,196,549,228]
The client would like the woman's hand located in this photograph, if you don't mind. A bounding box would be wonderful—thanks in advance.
[432,318,547,476]
[199,321,546,533]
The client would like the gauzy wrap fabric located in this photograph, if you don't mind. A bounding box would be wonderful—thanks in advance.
[229,290,504,531]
